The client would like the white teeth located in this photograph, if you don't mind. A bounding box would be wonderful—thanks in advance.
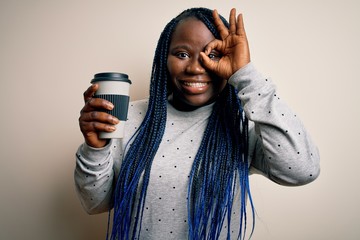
[183,82,208,87]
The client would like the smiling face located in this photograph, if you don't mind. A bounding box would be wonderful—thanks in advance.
[167,18,226,111]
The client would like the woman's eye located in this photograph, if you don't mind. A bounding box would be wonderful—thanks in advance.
[208,53,220,61]
[176,52,189,59]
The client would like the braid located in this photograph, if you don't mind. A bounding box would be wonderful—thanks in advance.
[110,7,254,240]
[110,16,178,240]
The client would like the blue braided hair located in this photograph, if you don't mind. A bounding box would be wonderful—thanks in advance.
[110,7,255,240]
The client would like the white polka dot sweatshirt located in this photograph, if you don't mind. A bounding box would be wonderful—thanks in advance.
[74,62,320,238]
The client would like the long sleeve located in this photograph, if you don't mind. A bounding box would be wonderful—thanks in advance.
[74,100,147,214]
[74,141,117,214]
[228,63,320,186]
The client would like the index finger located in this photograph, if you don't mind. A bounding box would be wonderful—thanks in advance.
[212,9,229,40]
[83,84,98,103]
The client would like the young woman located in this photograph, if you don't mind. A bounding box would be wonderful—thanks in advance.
[76,7,320,240]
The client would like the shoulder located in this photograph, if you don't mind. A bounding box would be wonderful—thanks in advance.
[127,98,149,125]
[128,98,149,115]
[123,98,149,140]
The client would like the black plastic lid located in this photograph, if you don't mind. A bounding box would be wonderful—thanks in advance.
[91,72,131,84]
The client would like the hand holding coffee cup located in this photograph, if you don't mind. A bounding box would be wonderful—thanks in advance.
[91,72,131,139]
[79,72,131,148]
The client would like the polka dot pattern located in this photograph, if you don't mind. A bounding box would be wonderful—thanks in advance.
[75,63,320,238]
[123,102,214,238]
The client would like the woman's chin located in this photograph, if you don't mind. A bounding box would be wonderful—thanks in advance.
[170,95,215,111]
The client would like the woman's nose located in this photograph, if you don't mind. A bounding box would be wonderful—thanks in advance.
[186,57,206,74]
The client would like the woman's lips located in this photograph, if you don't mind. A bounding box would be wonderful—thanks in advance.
[182,81,209,87]
[180,80,210,94]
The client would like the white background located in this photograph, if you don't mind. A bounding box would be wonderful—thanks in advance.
[1,0,359,239]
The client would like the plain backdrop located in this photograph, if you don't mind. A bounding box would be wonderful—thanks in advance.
[1,0,359,239]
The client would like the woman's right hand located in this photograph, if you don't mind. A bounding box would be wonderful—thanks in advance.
[79,84,120,148]
[200,8,250,80]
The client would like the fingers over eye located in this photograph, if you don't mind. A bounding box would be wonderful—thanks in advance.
[204,39,222,55]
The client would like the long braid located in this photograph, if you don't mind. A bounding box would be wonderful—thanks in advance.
[110,15,179,239]
[110,7,254,240]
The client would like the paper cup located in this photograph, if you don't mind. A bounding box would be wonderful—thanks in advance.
[91,72,131,139]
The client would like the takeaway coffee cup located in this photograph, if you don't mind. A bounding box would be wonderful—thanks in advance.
[91,72,131,139]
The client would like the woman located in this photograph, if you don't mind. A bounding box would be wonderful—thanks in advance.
[76,7,320,239]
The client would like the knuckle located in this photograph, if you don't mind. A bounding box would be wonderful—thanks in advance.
[90,111,98,120]
[87,97,93,105]
[84,130,94,138]
[83,93,92,103]
[79,106,86,116]
[78,112,88,123]
[91,122,100,131]
[79,121,89,133]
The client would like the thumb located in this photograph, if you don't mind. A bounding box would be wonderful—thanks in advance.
[201,39,224,73]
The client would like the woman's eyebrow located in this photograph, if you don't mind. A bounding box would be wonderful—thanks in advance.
[170,44,192,51]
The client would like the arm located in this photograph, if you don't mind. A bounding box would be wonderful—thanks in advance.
[201,9,319,185]
[75,97,148,214]
[74,142,115,214]
[74,138,125,214]
[75,84,122,214]
[229,63,320,185]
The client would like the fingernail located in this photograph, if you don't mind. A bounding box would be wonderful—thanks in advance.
[113,117,120,124]
[107,103,114,110]
[108,126,116,131]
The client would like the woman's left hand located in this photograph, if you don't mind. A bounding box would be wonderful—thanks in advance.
[201,8,250,80]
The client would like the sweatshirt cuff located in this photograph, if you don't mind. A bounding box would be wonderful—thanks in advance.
[228,62,267,92]
[79,141,112,160]
[76,141,113,172]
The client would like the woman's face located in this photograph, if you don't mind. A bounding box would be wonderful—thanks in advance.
[167,18,226,111]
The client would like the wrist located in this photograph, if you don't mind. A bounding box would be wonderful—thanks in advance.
[85,139,110,149]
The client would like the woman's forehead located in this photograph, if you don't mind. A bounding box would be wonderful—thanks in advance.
[170,18,215,45]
